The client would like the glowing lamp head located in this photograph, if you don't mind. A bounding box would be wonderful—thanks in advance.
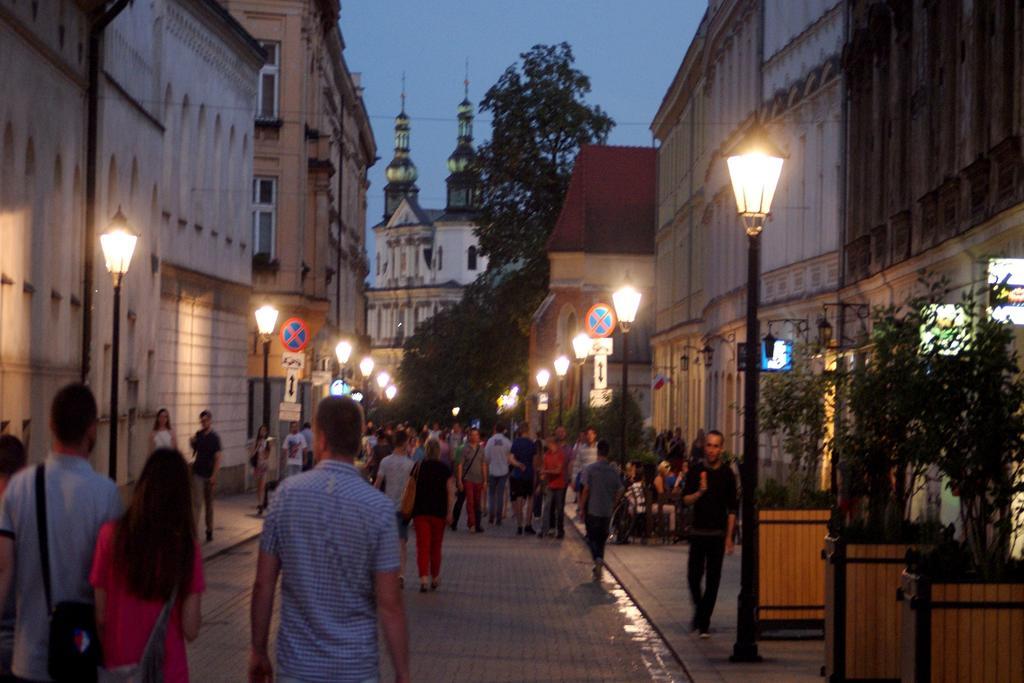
[335,340,353,365]
[613,285,642,332]
[100,207,138,280]
[385,385,397,401]
[572,333,591,362]
[376,371,391,389]
[359,356,375,378]
[254,305,279,337]
[451,406,460,417]
[553,355,570,378]
[535,368,551,390]
[725,125,785,235]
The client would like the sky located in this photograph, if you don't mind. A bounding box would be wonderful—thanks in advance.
[341,1,707,275]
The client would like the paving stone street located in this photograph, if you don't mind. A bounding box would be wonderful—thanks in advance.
[188,499,688,682]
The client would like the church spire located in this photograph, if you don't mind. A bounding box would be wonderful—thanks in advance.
[446,64,479,212]
[384,74,419,220]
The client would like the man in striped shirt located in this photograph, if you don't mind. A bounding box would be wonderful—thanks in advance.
[249,397,410,683]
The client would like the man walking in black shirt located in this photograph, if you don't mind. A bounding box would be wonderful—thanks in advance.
[190,409,222,542]
[681,429,737,638]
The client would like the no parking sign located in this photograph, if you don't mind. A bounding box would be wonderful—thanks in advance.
[279,318,310,352]
[585,303,617,339]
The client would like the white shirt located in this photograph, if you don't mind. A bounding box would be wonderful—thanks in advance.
[152,429,174,450]
[283,433,307,466]
[484,434,512,477]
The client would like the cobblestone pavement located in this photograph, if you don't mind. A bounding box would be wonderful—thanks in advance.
[189,519,690,682]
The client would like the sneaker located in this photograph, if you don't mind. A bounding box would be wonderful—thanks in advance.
[592,563,602,581]
[205,530,213,543]
[524,526,536,536]
[699,630,710,639]
[517,527,523,536]
[475,527,484,533]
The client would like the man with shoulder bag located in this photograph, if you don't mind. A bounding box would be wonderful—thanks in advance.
[0,384,123,682]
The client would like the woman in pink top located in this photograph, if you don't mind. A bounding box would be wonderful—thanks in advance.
[90,448,205,682]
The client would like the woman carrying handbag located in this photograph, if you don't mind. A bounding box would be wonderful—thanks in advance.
[90,449,205,682]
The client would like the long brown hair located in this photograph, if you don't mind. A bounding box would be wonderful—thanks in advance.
[113,448,195,600]
[152,408,171,432]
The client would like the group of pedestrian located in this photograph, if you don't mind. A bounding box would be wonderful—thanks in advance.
[0,384,209,682]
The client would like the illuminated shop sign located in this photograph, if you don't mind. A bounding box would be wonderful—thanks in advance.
[737,340,793,373]
[989,258,1024,325]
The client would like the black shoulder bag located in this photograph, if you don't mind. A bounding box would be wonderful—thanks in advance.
[36,465,102,683]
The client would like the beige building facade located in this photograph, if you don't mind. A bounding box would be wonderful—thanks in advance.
[223,0,376,435]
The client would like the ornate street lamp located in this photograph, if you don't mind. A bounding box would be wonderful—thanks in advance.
[572,332,591,434]
[385,384,397,401]
[376,371,391,391]
[725,123,784,663]
[451,406,460,418]
[553,355,570,427]
[613,283,642,464]
[335,339,353,366]
[536,368,551,438]
[254,304,279,435]
[99,207,137,482]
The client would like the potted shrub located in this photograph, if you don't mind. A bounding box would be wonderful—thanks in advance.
[824,282,948,682]
[898,289,1024,682]
[758,343,835,635]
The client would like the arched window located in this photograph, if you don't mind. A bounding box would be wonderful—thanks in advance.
[467,245,477,271]
[437,246,443,270]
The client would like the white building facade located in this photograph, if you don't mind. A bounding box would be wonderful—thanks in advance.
[0,0,262,489]
[651,0,845,470]
[366,94,486,379]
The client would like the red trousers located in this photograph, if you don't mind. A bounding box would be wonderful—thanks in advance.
[464,481,484,529]
[414,515,446,579]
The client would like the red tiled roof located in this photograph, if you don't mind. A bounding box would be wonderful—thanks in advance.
[547,145,656,255]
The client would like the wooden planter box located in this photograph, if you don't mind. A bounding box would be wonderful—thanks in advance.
[758,508,830,634]
[900,571,1024,682]
[824,537,914,682]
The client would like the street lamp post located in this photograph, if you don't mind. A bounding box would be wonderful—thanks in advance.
[255,305,280,431]
[335,339,353,385]
[99,207,137,482]
[612,284,641,464]
[536,368,550,439]
[359,356,374,396]
[725,123,784,663]
[553,355,570,427]
[572,333,591,435]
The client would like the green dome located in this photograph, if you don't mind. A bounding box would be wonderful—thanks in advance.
[457,98,473,116]
[386,157,418,184]
[447,142,474,174]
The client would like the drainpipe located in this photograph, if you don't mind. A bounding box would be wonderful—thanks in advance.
[81,0,132,383]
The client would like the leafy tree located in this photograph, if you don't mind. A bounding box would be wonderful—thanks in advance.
[476,42,614,273]
[397,43,614,422]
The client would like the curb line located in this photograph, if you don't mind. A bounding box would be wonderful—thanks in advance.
[567,513,696,683]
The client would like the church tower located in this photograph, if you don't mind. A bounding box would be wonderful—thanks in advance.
[445,78,479,212]
[383,87,419,220]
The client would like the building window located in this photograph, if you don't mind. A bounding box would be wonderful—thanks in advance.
[437,246,443,270]
[467,245,477,271]
[257,42,280,120]
[252,176,276,257]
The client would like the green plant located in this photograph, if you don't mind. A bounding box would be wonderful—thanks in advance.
[922,288,1024,579]
[760,340,839,506]
[757,477,832,510]
[834,277,949,537]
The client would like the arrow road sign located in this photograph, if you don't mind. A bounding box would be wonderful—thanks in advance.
[285,369,298,403]
[594,354,608,390]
